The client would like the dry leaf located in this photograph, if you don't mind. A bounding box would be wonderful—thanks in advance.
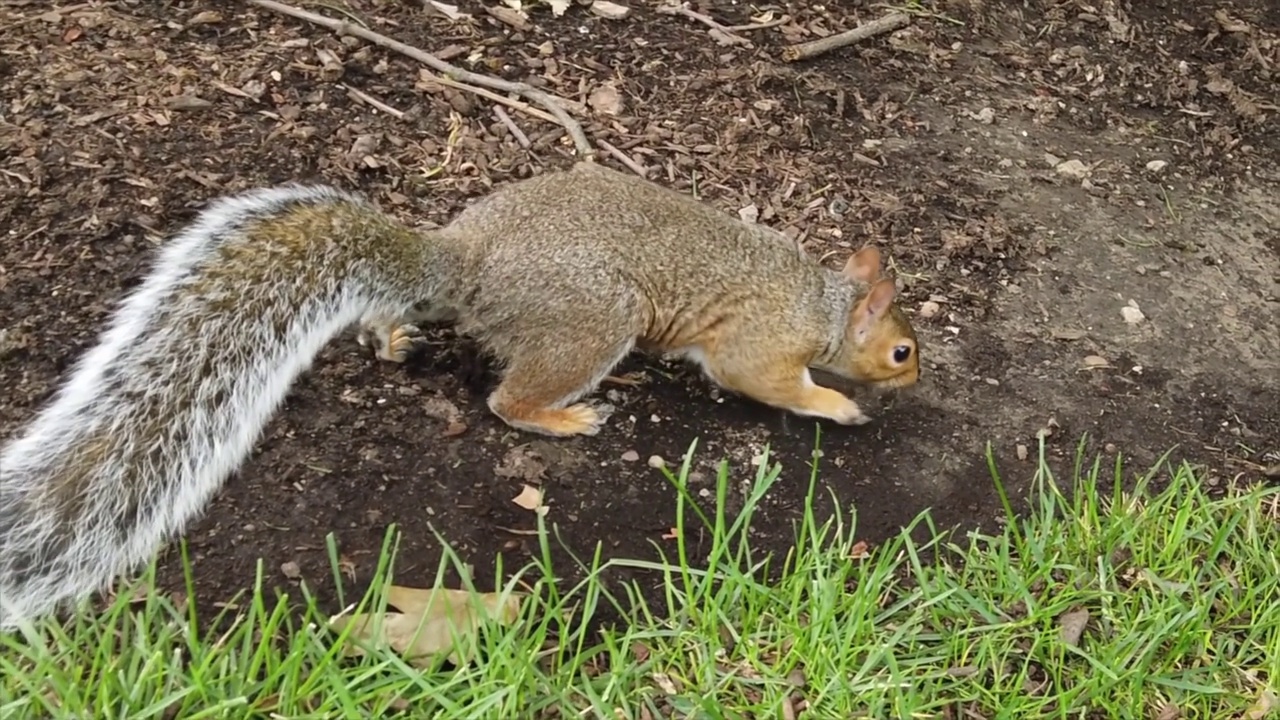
[1058,607,1089,647]
[487,5,531,30]
[494,444,548,483]
[1213,9,1252,33]
[427,1,469,20]
[511,483,545,512]
[422,396,468,437]
[188,10,223,24]
[330,585,522,667]
[590,0,631,19]
[588,83,623,116]
[1244,687,1277,719]
[652,672,679,694]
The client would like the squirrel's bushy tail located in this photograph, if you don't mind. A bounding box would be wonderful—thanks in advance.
[0,185,420,630]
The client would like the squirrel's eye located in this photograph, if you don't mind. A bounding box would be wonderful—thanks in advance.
[892,345,912,364]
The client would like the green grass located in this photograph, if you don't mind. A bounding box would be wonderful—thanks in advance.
[2,436,1278,719]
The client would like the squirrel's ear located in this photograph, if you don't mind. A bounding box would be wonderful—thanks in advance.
[852,278,898,336]
[843,246,882,283]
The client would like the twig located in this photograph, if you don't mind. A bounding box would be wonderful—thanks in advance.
[340,83,405,119]
[597,140,649,178]
[427,72,558,125]
[726,14,791,32]
[245,0,595,160]
[781,12,910,62]
[492,105,530,148]
[656,2,751,47]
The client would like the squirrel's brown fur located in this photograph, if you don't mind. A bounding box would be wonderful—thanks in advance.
[0,161,918,630]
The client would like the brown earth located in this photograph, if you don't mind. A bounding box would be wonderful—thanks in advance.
[1,0,1277,625]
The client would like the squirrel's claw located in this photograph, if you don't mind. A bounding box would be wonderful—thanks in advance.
[358,322,425,364]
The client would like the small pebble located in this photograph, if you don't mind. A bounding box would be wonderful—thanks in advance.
[1121,303,1145,324]
[1055,159,1090,180]
[280,561,301,580]
[919,300,941,319]
[621,450,640,462]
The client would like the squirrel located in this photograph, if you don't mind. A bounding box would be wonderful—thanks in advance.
[0,160,919,630]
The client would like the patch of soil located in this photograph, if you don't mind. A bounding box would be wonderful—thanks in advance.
[1,0,1277,629]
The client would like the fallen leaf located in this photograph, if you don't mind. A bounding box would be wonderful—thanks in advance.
[427,1,469,20]
[494,444,548,483]
[487,4,531,30]
[588,82,623,116]
[1058,607,1089,647]
[330,585,522,667]
[1245,687,1277,719]
[511,483,545,511]
[62,26,83,43]
[848,540,871,560]
[188,10,223,24]
[590,0,631,19]
[422,396,468,436]
[652,672,679,694]
[1213,9,1252,33]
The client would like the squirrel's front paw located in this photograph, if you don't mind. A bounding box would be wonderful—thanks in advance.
[831,397,873,426]
[490,398,615,437]
[359,323,425,363]
[530,402,614,437]
[793,386,872,426]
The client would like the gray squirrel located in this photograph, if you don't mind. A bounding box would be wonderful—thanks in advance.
[0,161,919,630]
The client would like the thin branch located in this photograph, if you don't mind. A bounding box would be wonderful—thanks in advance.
[340,83,406,120]
[656,2,751,47]
[245,0,595,160]
[597,140,649,178]
[425,72,559,125]
[492,106,530,148]
[781,12,910,62]
[725,14,791,32]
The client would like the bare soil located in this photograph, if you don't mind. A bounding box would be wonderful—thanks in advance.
[1,0,1277,624]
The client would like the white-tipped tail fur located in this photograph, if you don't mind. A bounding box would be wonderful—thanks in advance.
[0,184,430,630]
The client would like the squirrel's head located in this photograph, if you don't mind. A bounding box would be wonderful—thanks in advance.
[832,246,920,389]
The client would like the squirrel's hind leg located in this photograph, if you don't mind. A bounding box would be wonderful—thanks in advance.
[486,339,633,437]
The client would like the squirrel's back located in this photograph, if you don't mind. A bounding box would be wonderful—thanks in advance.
[0,184,447,629]
[447,162,826,347]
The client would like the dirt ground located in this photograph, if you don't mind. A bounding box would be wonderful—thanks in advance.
[1,0,1277,624]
